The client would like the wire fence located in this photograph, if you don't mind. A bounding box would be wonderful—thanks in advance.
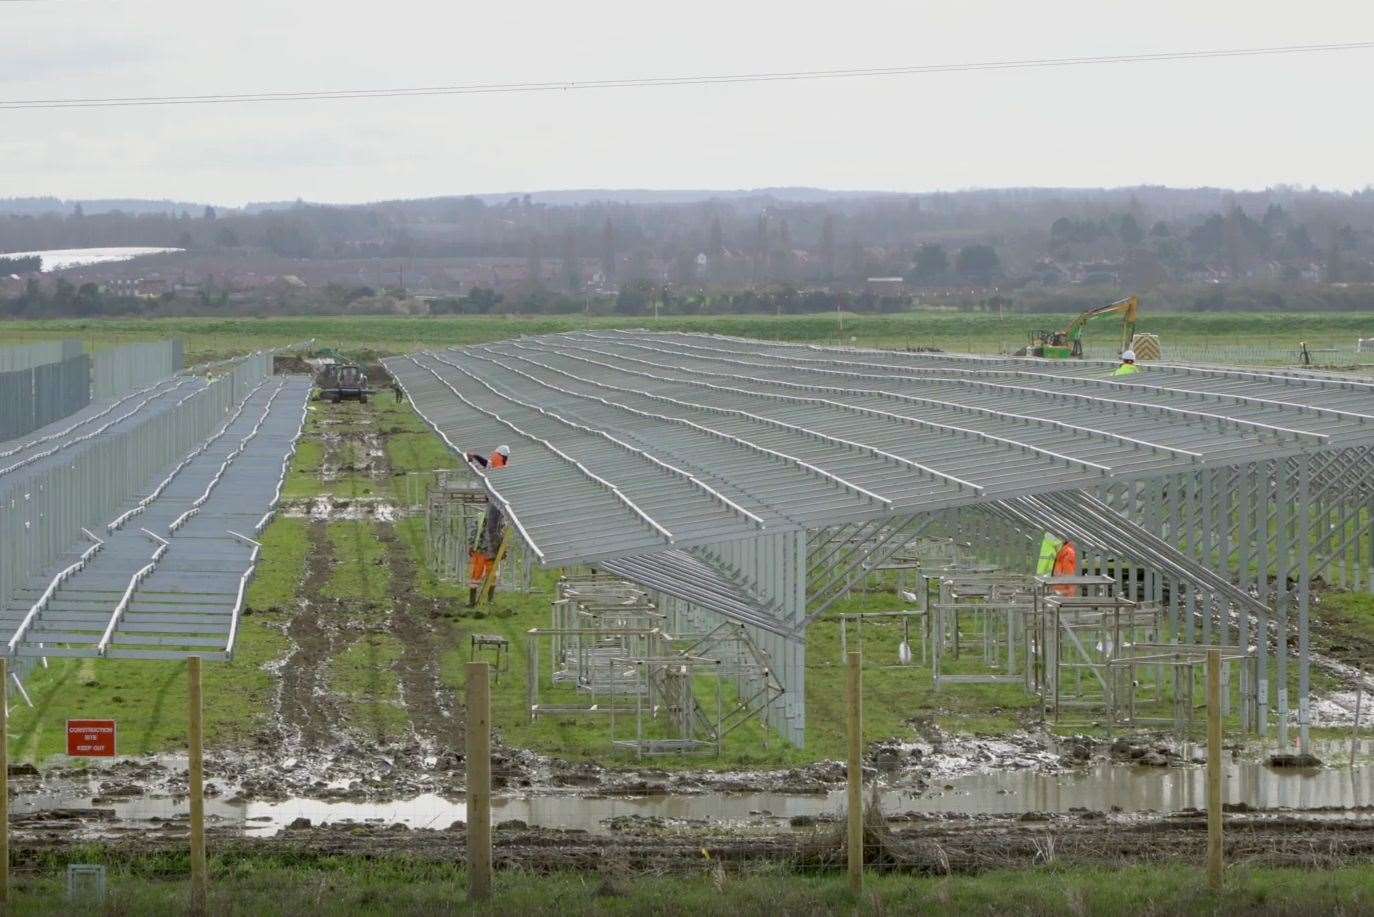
[1082,342,1374,368]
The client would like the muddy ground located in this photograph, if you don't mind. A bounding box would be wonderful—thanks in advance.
[9,808,1374,876]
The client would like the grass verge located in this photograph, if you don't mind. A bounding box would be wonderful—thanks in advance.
[6,852,1374,916]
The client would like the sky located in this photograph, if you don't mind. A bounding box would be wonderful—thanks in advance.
[2,0,1372,205]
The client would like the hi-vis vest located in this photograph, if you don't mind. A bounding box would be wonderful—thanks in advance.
[1113,362,1140,376]
[1037,534,1064,576]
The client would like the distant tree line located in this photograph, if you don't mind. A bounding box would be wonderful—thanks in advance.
[0,255,41,274]
[3,186,1372,293]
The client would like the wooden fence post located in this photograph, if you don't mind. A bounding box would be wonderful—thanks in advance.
[0,657,8,911]
[1206,649,1223,892]
[188,655,207,915]
[1352,683,1363,769]
[466,662,492,901]
[847,650,863,895]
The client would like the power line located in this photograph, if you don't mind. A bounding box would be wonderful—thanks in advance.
[3,40,1372,110]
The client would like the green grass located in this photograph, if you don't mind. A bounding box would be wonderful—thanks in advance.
[4,853,1374,915]
[5,519,307,763]
[281,437,325,499]
[323,522,388,608]
[1319,592,1374,643]
[5,311,1374,365]
[202,518,307,746]
[327,631,408,741]
[426,573,1033,768]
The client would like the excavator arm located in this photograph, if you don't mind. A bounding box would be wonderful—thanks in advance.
[1063,296,1139,357]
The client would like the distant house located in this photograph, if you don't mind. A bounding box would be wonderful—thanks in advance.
[866,276,906,293]
[103,278,139,296]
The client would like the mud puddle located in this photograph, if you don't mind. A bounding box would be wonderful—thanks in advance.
[13,743,1374,840]
[280,496,401,521]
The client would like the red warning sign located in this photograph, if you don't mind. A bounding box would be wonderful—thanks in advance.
[66,720,116,757]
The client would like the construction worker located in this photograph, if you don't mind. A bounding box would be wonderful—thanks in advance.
[1113,349,1140,377]
[468,503,505,607]
[464,445,510,606]
[466,444,510,470]
[1036,532,1065,577]
[1052,539,1078,597]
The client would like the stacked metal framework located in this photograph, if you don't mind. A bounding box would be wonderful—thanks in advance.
[390,331,1374,748]
[425,470,534,594]
[1,351,307,670]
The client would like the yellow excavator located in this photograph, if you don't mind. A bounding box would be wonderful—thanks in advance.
[1027,295,1140,359]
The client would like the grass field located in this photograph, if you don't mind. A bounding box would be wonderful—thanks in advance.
[6,852,1373,915]
[7,339,1368,766]
[2,311,1373,365]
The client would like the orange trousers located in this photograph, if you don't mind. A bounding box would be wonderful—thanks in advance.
[469,552,494,587]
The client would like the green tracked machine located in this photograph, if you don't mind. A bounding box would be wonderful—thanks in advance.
[1027,295,1140,359]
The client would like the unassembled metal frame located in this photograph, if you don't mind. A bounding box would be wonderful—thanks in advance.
[425,470,534,594]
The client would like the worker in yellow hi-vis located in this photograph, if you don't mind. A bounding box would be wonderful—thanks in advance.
[1113,349,1140,376]
[1036,533,1064,576]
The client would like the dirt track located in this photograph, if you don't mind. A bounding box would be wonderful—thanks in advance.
[277,521,347,750]
[12,812,1374,876]
[275,392,463,755]
[379,522,463,749]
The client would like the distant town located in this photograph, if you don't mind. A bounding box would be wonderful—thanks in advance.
[3,184,1372,318]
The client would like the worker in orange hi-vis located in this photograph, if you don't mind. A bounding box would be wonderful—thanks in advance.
[465,445,510,606]
[1052,539,1078,597]
[465,444,510,470]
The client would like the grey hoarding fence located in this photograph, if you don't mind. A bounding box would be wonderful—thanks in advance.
[93,340,185,401]
[0,354,91,444]
[0,339,188,445]
[0,340,82,373]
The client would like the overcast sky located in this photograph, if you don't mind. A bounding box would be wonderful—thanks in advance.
[2,0,1372,205]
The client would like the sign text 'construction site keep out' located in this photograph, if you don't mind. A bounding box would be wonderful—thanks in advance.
[66,719,116,757]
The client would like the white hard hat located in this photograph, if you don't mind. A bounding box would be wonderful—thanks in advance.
[1121,349,1136,362]
[496,444,511,457]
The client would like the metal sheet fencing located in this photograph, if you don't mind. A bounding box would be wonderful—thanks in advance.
[93,340,185,400]
[0,354,92,443]
[0,340,82,372]
[0,354,271,624]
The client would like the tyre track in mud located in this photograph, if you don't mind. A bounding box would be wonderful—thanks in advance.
[264,381,467,758]
[379,524,463,749]
[364,383,463,750]
[277,522,351,750]
[274,402,357,751]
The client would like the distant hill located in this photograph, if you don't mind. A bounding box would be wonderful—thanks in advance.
[465,187,905,206]
[0,197,217,217]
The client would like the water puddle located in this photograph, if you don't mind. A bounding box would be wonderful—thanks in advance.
[15,744,1374,838]
[280,496,400,521]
